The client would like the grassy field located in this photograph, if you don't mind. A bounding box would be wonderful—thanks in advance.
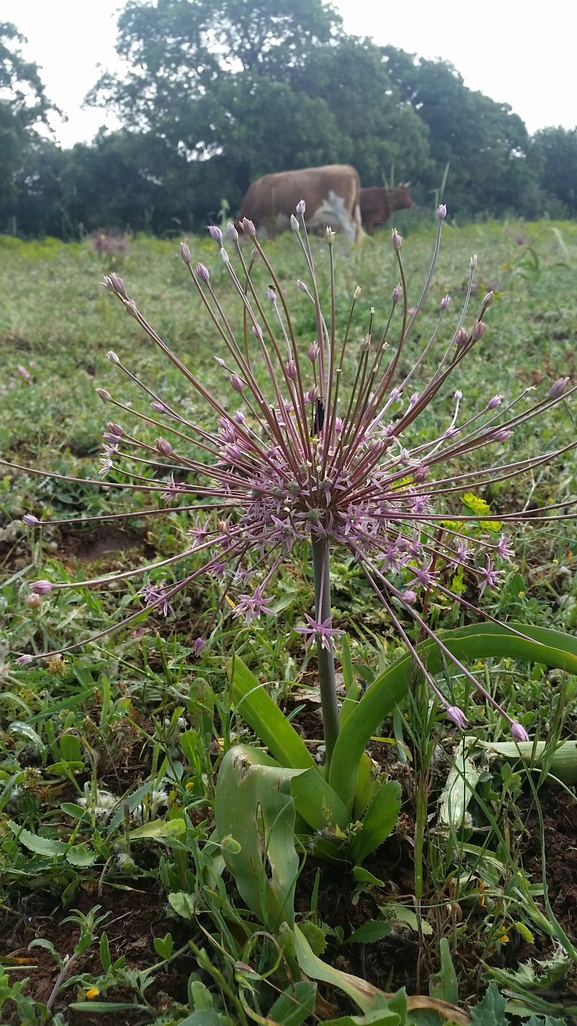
[1,216,577,1025]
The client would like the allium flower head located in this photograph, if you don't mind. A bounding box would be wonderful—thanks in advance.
[9,203,577,741]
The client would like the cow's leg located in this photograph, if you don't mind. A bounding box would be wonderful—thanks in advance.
[342,215,357,244]
[353,203,363,243]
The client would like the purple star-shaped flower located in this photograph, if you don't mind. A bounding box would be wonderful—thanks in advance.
[478,557,504,596]
[233,586,276,624]
[295,615,345,651]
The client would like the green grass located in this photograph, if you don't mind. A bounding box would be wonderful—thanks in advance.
[2,219,577,1025]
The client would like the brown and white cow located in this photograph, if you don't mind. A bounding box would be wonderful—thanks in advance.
[237,165,362,243]
[359,184,414,235]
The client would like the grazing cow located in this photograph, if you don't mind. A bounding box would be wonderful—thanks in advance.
[359,184,414,235]
[238,165,362,243]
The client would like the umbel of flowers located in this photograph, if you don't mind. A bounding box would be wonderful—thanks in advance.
[13,204,577,763]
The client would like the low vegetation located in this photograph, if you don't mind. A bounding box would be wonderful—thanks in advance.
[1,217,577,1025]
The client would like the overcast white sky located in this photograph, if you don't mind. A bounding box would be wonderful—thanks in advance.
[2,0,576,148]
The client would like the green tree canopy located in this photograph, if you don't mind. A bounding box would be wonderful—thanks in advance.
[288,37,430,188]
[381,47,534,216]
[0,22,56,213]
[86,1,429,221]
[532,126,577,215]
[88,0,342,136]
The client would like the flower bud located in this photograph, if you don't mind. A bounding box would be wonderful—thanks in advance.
[125,300,139,319]
[326,227,336,244]
[230,374,244,393]
[549,376,570,399]
[454,328,468,347]
[27,592,42,609]
[446,705,468,729]
[192,637,206,657]
[106,350,120,364]
[308,342,319,362]
[290,214,300,232]
[296,199,306,215]
[267,287,276,303]
[400,589,417,605]
[360,334,371,353]
[353,286,361,299]
[96,388,111,403]
[152,401,167,414]
[15,653,34,665]
[437,203,447,220]
[440,294,451,309]
[180,242,191,264]
[108,272,127,297]
[392,283,403,304]
[470,254,478,269]
[487,394,503,409]
[155,437,174,457]
[107,422,123,436]
[471,321,487,341]
[296,279,308,293]
[251,324,263,341]
[482,291,494,310]
[242,217,256,237]
[391,228,403,251]
[286,360,297,381]
[207,225,223,245]
[226,222,239,243]
[30,579,53,595]
[196,262,210,283]
[23,514,39,526]
[494,428,512,442]
[511,721,529,742]
[413,464,429,482]
[219,247,230,265]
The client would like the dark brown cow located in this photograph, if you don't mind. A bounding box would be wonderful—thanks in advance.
[359,184,414,235]
[238,165,362,243]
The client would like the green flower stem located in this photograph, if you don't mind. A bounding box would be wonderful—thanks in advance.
[312,536,340,768]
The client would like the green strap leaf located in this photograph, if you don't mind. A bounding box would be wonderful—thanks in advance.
[229,658,314,769]
[215,746,303,928]
[293,925,399,1021]
[330,623,577,809]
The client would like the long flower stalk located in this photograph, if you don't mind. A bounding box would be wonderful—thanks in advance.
[6,206,577,747]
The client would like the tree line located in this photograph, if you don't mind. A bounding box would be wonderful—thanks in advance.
[1,0,576,239]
